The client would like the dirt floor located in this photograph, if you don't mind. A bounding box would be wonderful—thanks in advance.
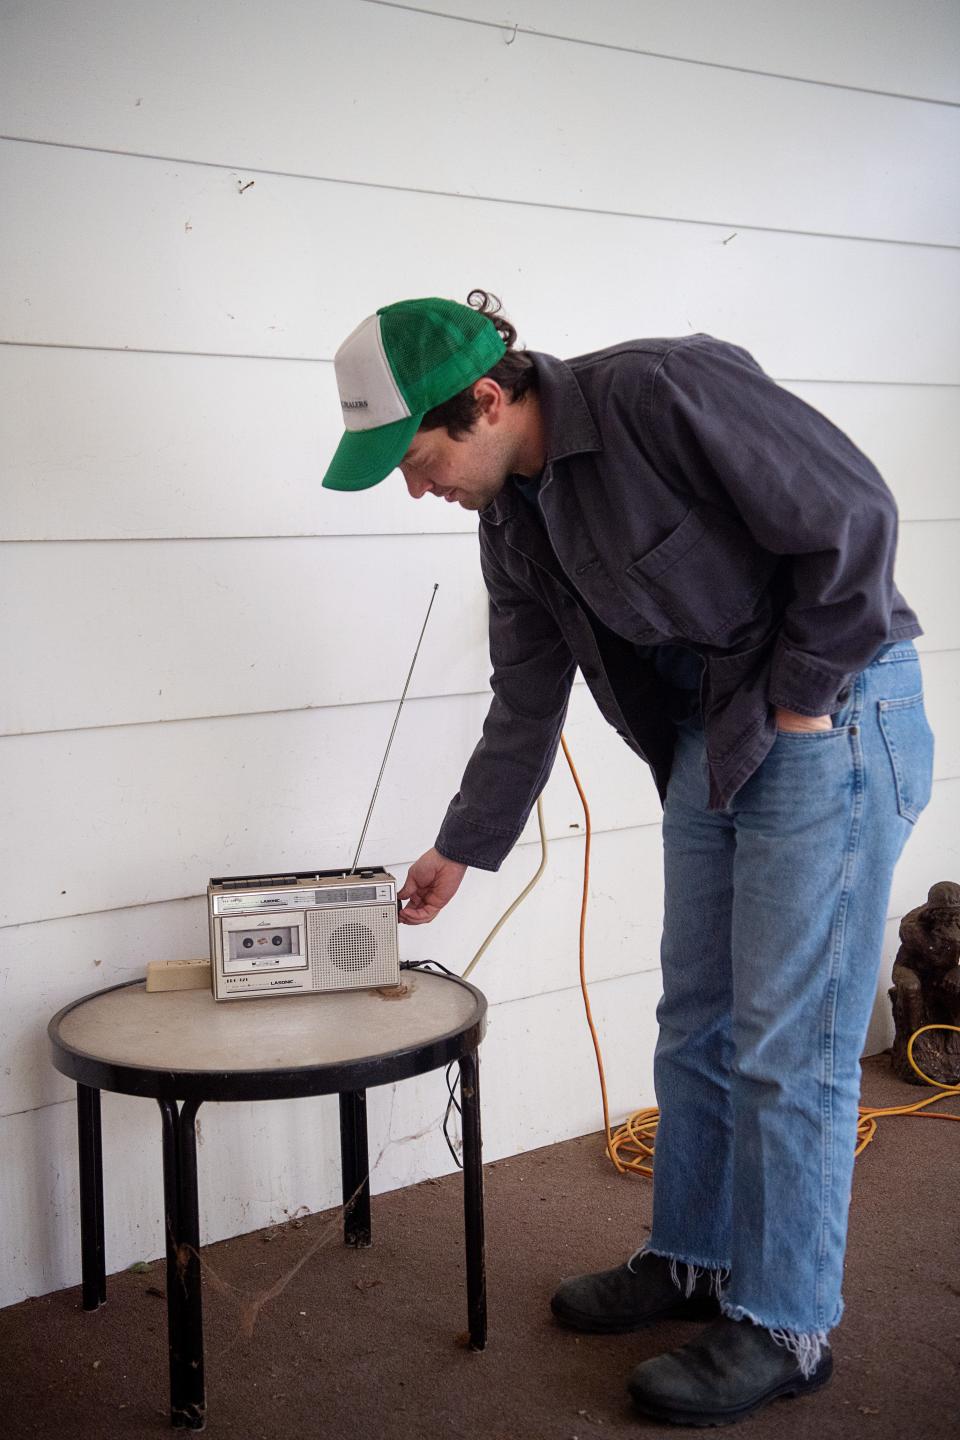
[1,1054,958,1439]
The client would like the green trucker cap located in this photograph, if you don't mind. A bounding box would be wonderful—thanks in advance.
[322,297,507,491]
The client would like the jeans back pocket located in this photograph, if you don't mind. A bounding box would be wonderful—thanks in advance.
[878,693,934,823]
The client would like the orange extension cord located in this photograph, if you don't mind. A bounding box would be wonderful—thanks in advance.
[558,734,960,1179]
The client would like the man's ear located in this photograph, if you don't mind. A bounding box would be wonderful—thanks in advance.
[473,377,504,420]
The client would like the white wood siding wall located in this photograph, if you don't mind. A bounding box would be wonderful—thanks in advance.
[1,0,958,1307]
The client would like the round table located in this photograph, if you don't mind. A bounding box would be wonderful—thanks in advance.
[49,969,487,1430]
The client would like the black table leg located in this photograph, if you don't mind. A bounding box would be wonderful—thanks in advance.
[459,1049,486,1350]
[159,1098,206,1430]
[339,1090,372,1247]
[77,1083,106,1310]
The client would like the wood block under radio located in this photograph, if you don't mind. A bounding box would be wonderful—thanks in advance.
[146,958,212,992]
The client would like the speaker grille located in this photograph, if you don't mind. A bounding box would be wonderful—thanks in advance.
[328,921,377,972]
[307,904,399,991]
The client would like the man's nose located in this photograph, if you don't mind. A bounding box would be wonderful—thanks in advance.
[404,474,432,500]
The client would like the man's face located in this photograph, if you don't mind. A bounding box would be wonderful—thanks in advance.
[398,420,515,512]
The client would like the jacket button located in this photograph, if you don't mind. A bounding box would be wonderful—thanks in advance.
[837,686,851,703]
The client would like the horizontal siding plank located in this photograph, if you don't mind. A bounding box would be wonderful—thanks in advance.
[0,348,472,542]
[1,2,956,243]
[781,384,960,523]
[0,534,490,734]
[0,687,663,927]
[0,899,203,1118]
[893,524,960,653]
[1,522,955,737]
[919,649,960,779]
[3,347,957,541]
[1,656,956,929]
[399,1,960,104]
[478,974,664,1161]
[2,143,959,383]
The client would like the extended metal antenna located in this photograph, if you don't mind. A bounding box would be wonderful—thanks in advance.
[350,583,439,874]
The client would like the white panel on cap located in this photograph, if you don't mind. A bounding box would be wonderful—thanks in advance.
[334,313,410,431]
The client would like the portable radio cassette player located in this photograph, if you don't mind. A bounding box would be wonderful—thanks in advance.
[207,586,439,1004]
[208,868,401,1001]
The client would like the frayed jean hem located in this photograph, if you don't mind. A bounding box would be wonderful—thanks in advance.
[720,1300,835,1379]
[631,1243,730,1300]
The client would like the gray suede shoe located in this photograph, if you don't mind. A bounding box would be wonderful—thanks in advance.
[627,1315,833,1426]
[550,1251,721,1334]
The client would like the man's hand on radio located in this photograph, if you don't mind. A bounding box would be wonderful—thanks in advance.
[398,848,467,924]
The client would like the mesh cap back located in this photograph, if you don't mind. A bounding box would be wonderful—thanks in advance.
[378,298,506,416]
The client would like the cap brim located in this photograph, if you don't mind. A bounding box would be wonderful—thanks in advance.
[322,413,422,492]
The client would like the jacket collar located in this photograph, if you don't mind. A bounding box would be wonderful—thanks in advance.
[481,351,602,527]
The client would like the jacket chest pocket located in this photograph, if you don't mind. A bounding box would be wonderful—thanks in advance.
[625,507,775,644]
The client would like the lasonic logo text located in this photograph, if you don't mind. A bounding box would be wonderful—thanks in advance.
[342,400,368,409]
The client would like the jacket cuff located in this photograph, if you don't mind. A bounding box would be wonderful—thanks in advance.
[435,811,520,873]
[767,641,851,717]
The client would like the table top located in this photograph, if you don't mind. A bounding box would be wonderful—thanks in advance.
[48,970,486,1101]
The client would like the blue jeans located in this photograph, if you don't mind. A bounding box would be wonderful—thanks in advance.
[644,643,934,1363]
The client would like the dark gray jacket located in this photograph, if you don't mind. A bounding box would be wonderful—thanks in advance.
[436,335,921,870]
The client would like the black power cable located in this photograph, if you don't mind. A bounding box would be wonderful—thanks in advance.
[401,961,464,1167]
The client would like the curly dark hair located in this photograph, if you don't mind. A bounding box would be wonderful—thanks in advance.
[418,289,537,439]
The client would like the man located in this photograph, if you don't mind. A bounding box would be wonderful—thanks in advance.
[322,292,934,1425]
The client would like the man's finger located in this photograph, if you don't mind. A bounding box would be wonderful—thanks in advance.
[399,904,433,925]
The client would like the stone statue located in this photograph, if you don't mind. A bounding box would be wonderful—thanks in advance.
[889,881,960,1085]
